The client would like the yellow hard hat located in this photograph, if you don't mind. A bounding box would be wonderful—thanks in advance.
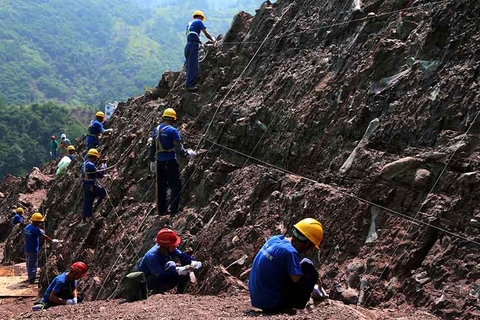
[67,145,76,151]
[294,218,324,249]
[162,108,177,121]
[87,148,100,158]
[16,207,24,214]
[30,212,45,222]
[95,111,106,119]
[193,10,206,21]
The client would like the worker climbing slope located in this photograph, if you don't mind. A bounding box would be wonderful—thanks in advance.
[137,228,202,294]
[184,10,216,92]
[35,262,88,310]
[81,148,107,223]
[24,213,60,284]
[249,218,324,314]
[147,108,195,217]
[86,111,113,150]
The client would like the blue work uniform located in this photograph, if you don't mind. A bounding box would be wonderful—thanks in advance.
[67,154,75,161]
[24,224,45,283]
[249,235,318,313]
[184,19,206,88]
[81,160,106,219]
[86,119,105,149]
[41,272,79,307]
[138,244,193,293]
[152,124,184,215]
[12,214,24,225]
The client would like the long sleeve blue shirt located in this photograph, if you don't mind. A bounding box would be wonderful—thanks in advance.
[138,244,193,278]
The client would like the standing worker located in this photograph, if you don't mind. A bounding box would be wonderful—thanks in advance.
[147,108,195,217]
[138,228,201,293]
[60,134,71,156]
[24,213,60,284]
[50,136,59,160]
[249,218,324,314]
[86,111,113,150]
[12,207,25,226]
[38,262,87,309]
[184,10,216,92]
[81,148,106,223]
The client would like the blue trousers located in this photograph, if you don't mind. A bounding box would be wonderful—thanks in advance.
[51,150,58,160]
[156,160,181,215]
[25,252,38,283]
[264,258,319,313]
[184,41,200,88]
[145,261,189,294]
[82,184,106,218]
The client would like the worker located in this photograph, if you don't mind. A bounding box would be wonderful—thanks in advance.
[50,136,59,160]
[39,262,87,308]
[60,134,71,156]
[24,213,59,284]
[81,148,106,223]
[86,111,113,150]
[249,218,324,314]
[138,228,201,293]
[147,108,195,216]
[66,145,76,160]
[184,10,216,92]
[12,207,25,226]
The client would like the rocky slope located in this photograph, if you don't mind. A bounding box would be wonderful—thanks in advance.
[1,0,480,319]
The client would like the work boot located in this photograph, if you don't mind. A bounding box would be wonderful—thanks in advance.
[185,86,198,92]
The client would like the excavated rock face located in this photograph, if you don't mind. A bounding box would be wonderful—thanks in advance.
[2,0,480,318]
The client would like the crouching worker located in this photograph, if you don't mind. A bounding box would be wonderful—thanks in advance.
[138,228,201,294]
[35,262,87,310]
[249,218,324,314]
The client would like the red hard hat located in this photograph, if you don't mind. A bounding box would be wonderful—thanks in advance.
[71,261,88,277]
[51,135,55,139]
[156,228,181,247]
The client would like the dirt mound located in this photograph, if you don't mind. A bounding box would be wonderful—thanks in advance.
[1,0,480,319]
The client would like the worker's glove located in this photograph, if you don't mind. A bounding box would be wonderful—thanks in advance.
[186,149,197,158]
[149,161,156,174]
[52,239,61,244]
[191,261,202,269]
[176,266,190,276]
[66,299,77,305]
[100,163,107,170]
[104,128,113,134]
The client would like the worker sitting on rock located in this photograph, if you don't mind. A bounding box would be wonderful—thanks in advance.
[86,111,113,150]
[81,148,106,223]
[66,145,76,160]
[12,207,25,226]
[147,108,195,217]
[24,213,59,284]
[38,262,87,309]
[249,218,324,314]
[184,10,216,92]
[138,228,201,294]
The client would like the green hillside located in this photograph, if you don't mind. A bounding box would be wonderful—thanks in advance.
[0,0,264,107]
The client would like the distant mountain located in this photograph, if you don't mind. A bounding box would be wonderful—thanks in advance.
[0,0,264,107]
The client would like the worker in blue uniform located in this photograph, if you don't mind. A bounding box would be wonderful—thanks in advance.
[138,228,201,293]
[81,148,106,223]
[147,108,195,217]
[12,207,25,226]
[66,145,76,160]
[39,262,87,309]
[184,10,216,92]
[24,213,59,284]
[249,218,324,314]
[86,111,113,150]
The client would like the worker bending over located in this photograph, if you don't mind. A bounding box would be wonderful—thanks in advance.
[81,148,106,223]
[147,108,195,217]
[249,218,324,314]
[38,262,87,309]
[24,213,60,284]
[86,111,113,150]
[138,228,201,293]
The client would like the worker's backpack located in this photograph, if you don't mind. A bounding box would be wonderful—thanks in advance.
[125,271,148,302]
